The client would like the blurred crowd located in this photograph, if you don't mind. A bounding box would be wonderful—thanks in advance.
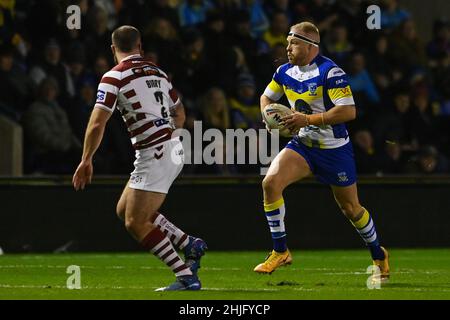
[0,0,449,175]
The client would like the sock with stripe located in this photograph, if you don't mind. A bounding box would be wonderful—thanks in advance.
[141,228,192,277]
[151,212,190,250]
[351,208,385,260]
[264,198,287,253]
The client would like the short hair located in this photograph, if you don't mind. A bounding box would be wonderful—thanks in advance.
[112,26,141,53]
[291,22,320,42]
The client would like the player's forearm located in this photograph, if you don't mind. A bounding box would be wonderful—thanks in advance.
[81,120,105,162]
[260,95,275,113]
[306,105,356,126]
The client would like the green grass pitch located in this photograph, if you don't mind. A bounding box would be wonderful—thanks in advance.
[1,249,449,300]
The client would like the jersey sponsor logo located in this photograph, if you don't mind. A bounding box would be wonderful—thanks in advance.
[308,83,318,96]
[154,118,170,127]
[340,87,351,95]
[97,90,106,102]
[132,65,164,78]
[336,79,344,85]
[338,172,349,182]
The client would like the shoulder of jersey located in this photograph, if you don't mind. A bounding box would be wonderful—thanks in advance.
[316,55,341,75]
[276,63,294,75]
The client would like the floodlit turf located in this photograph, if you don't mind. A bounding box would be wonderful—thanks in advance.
[1,249,449,300]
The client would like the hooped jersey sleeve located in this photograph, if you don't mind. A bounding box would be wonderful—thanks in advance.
[95,70,121,112]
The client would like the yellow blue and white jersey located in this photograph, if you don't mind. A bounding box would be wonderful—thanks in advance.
[263,54,355,149]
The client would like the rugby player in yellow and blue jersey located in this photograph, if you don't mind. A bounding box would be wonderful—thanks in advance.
[255,22,390,281]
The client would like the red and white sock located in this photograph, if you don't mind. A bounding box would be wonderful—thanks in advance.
[141,228,192,277]
[152,212,190,250]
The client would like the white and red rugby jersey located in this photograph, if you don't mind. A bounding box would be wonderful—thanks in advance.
[95,54,180,150]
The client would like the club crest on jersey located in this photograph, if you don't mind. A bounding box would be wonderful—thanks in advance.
[97,90,106,103]
[308,83,318,96]
[338,172,349,182]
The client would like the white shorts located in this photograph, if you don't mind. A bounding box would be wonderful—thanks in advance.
[129,137,184,194]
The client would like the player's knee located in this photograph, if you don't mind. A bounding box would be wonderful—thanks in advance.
[339,202,360,220]
[125,217,138,233]
[262,176,282,196]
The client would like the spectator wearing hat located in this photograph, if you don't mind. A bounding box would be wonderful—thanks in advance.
[229,72,262,130]
[405,145,449,174]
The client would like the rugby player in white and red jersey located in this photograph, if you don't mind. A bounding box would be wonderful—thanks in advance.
[72,26,207,291]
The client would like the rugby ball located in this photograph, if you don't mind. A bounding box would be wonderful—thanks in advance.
[262,103,295,137]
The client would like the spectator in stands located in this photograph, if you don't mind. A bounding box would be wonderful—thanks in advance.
[262,11,289,49]
[84,6,113,65]
[143,17,182,74]
[173,28,213,100]
[264,0,293,23]
[373,87,418,154]
[405,145,449,174]
[255,42,287,92]
[228,10,262,73]
[427,19,450,66]
[178,0,215,27]
[347,52,380,118]
[352,128,384,174]
[200,87,231,131]
[202,10,241,93]
[93,55,111,83]
[367,33,396,95]
[390,19,427,75]
[22,77,81,174]
[0,45,34,120]
[380,0,410,31]
[147,0,180,31]
[29,39,75,102]
[66,77,96,142]
[379,139,405,174]
[229,72,262,130]
[408,83,441,148]
[307,0,338,34]
[323,22,353,66]
[241,0,269,38]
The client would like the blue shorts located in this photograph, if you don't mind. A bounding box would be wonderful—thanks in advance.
[285,137,357,186]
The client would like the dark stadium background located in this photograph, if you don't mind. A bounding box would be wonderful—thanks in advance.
[0,0,449,253]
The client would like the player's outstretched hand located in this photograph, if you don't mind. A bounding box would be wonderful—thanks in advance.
[73,160,93,191]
